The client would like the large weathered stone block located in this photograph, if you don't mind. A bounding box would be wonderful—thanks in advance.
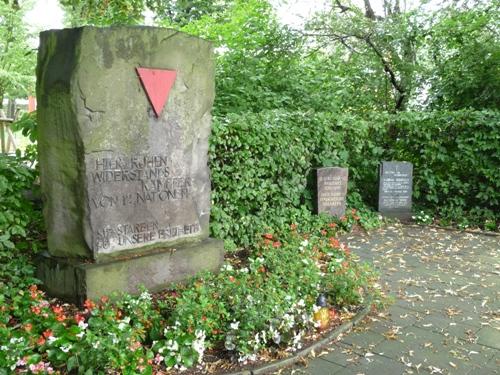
[36,26,223,301]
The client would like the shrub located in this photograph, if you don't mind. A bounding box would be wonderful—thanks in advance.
[385,110,500,229]
[209,110,385,245]
[209,109,500,242]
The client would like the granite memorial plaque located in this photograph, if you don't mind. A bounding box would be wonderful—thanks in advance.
[378,161,413,219]
[36,27,224,303]
[317,167,348,218]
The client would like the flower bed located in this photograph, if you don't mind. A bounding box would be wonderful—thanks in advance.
[0,210,383,374]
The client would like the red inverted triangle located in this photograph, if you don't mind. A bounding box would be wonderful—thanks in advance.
[136,67,177,117]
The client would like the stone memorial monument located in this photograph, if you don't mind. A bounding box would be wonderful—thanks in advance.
[317,167,349,218]
[378,161,413,219]
[36,26,224,303]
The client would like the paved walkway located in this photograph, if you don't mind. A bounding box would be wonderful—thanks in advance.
[285,225,499,375]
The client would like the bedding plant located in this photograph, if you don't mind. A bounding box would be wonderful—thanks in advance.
[1,202,383,374]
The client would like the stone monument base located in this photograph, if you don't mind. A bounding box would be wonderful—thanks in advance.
[379,210,413,221]
[36,239,224,305]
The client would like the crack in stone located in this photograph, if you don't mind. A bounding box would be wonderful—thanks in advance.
[160,31,180,44]
[78,81,106,115]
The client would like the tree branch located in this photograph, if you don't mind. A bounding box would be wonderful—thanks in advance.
[364,36,406,109]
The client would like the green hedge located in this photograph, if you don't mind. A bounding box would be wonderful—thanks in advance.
[386,110,500,227]
[209,109,500,243]
[208,110,385,245]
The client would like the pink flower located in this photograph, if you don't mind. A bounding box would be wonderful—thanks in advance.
[154,353,164,365]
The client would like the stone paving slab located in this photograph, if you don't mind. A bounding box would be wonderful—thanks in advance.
[282,225,499,375]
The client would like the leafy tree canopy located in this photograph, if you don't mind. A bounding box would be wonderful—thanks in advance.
[0,0,36,108]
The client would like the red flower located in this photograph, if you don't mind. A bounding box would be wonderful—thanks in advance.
[24,323,33,332]
[340,216,347,222]
[75,313,85,324]
[263,233,273,240]
[258,265,266,273]
[351,209,357,215]
[229,276,236,283]
[83,299,96,311]
[29,285,40,299]
[31,305,41,315]
[100,295,109,304]
[263,238,271,245]
[42,329,53,338]
[272,241,281,248]
[290,223,297,231]
[329,237,340,248]
[52,305,63,315]
[36,336,46,346]
[320,230,327,236]
[169,290,179,298]
[328,223,337,228]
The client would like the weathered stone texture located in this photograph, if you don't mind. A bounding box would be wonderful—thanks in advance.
[378,161,413,219]
[317,167,349,218]
[37,27,215,260]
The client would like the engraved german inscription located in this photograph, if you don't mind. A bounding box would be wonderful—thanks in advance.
[378,161,413,219]
[317,167,348,217]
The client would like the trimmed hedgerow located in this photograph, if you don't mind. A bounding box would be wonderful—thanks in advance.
[384,110,500,229]
[209,109,500,244]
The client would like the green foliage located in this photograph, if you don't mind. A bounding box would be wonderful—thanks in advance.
[59,0,234,27]
[306,0,424,112]
[177,0,302,116]
[11,111,37,143]
[60,0,147,26]
[150,0,233,26]
[209,109,499,243]
[209,110,385,245]
[385,110,500,228]
[0,1,36,105]
[0,155,41,252]
[426,3,500,110]
[0,220,380,372]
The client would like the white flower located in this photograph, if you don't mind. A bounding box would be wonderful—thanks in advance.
[269,327,281,344]
[140,290,152,301]
[230,321,240,330]
[193,330,206,363]
[297,299,305,307]
[92,340,100,349]
[239,267,249,273]
[222,264,234,272]
[78,321,88,330]
[238,354,257,363]
[118,322,127,331]
[60,344,72,353]
[47,336,57,344]
[166,339,179,352]
[301,239,309,247]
